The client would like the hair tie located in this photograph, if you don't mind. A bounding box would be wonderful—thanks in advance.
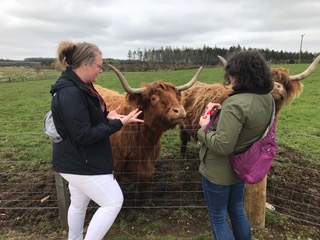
[63,56,69,66]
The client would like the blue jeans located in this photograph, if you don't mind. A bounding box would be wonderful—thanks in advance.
[202,176,251,240]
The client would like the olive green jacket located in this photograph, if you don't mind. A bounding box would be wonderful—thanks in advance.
[197,93,273,185]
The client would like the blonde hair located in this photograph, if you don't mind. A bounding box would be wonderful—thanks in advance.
[55,41,102,70]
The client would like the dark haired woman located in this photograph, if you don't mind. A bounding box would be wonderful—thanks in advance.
[197,50,273,240]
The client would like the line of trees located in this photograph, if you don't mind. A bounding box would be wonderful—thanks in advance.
[127,44,319,65]
[0,58,56,67]
[1,45,318,69]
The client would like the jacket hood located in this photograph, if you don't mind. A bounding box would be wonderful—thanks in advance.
[50,68,86,95]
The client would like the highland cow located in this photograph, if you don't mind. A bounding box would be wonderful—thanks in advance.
[94,65,202,186]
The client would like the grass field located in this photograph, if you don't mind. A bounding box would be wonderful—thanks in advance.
[0,64,319,165]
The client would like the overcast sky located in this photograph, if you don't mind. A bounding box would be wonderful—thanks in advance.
[1,0,319,60]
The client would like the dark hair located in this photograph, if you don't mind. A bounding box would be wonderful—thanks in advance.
[224,50,273,93]
[55,41,102,70]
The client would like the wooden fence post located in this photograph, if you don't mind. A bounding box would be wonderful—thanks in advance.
[54,172,69,229]
[244,176,267,229]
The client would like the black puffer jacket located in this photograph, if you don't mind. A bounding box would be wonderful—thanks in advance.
[50,68,122,175]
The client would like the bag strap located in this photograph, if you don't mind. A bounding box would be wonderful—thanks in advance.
[270,99,275,126]
[262,99,276,137]
[204,111,220,133]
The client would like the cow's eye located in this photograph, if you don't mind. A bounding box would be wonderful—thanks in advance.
[150,95,160,106]
[151,95,157,101]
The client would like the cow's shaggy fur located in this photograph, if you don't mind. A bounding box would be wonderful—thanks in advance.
[94,81,186,186]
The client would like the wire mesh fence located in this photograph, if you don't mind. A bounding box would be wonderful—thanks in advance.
[0,127,319,228]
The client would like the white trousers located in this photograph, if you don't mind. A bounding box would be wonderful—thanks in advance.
[60,173,124,240]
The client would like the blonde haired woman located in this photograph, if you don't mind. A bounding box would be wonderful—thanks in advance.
[50,41,143,240]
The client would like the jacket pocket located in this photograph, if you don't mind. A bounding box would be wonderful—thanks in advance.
[199,145,209,164]
[76,143,88,163]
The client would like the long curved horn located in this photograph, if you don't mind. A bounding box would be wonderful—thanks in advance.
[176,66,203,91]
[289,55,320,81]
[218,55,227,67]
[108,64,145,94]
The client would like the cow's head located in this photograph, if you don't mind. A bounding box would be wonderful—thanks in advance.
[269,68,302,117]
[108,64,202,131]
[270,55,320,113]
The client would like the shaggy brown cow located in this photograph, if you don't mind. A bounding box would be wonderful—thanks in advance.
[94,65,202,187]
[180,55,320,155]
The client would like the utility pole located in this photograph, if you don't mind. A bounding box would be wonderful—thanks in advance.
[299,34,305,64]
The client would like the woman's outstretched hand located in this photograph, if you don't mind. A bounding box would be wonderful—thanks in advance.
[120,108,144,125]
[107,107,144,125]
